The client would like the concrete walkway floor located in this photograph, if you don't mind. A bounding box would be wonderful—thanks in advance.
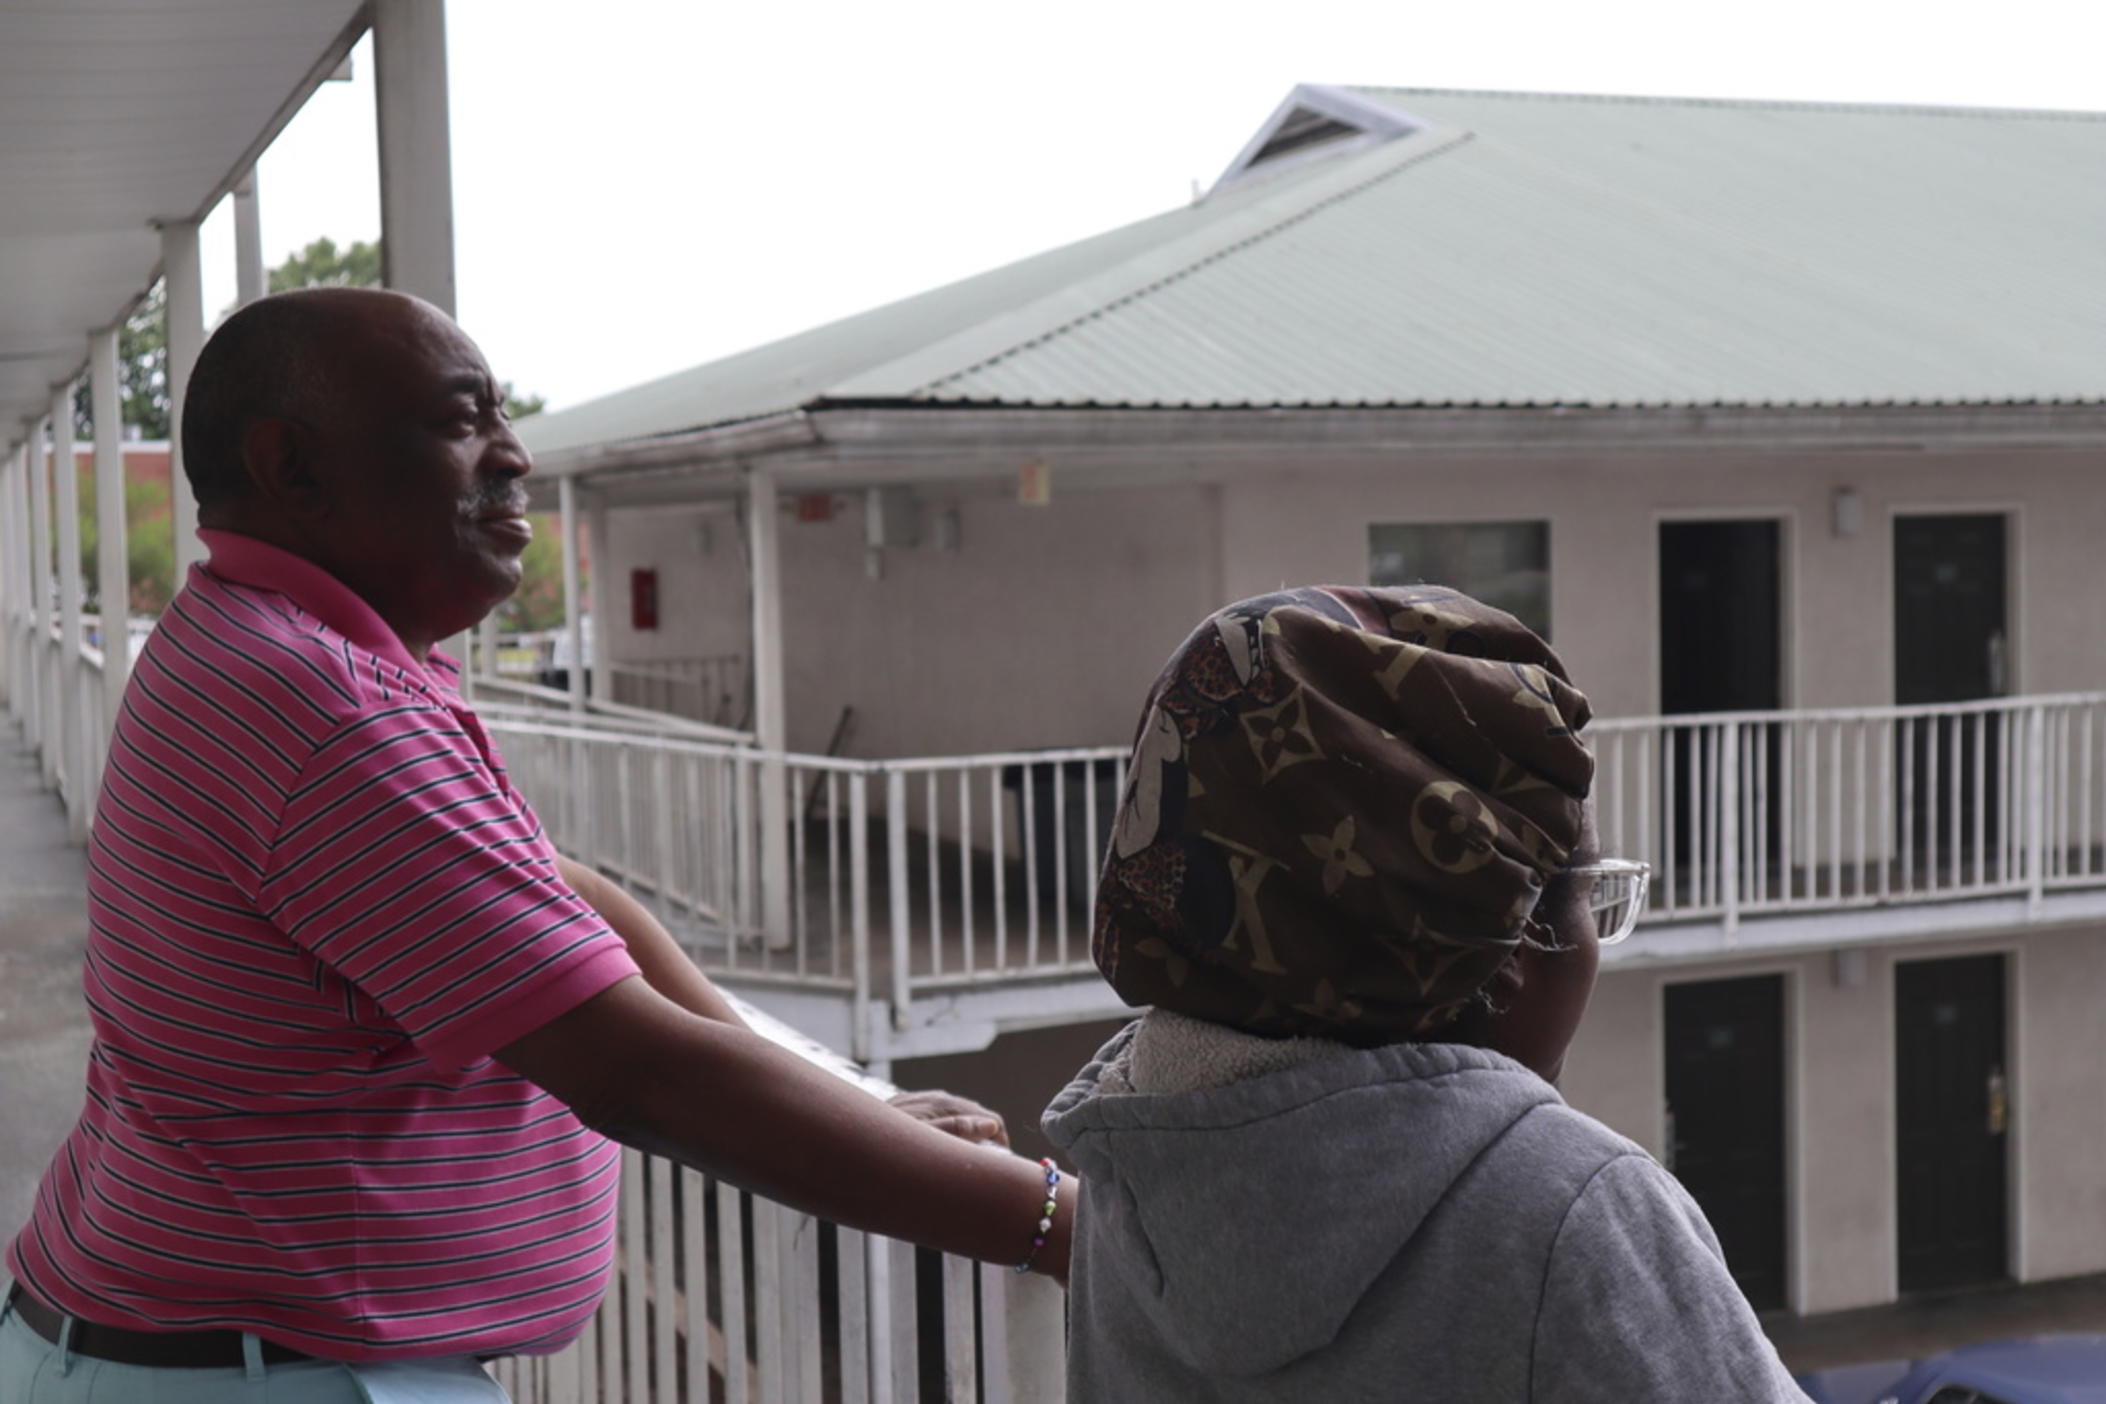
[0,717,92,1247]
[1768,1271,2106,1373]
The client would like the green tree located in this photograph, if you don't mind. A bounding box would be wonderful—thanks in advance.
[74,467,177,615]
[498,515,567,632]
[72,282,170,441]
[268,236,383,293]
[503,386,546,420]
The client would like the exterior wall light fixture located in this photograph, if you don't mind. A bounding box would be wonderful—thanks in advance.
[1831,486,1864,539]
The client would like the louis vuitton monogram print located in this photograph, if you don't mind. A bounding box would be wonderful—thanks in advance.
[1093,586,1594,1043]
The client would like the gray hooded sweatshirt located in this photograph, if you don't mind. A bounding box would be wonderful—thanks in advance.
[1042,1018,1810,1403]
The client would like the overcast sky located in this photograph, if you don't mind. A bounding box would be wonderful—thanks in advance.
[196,0,2106,414]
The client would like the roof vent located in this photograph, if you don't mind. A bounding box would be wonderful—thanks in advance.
[1246,107,1365,168]
[1211,84,1424,194]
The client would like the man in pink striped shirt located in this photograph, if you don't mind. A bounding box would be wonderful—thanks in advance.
[3,289,1075,1402]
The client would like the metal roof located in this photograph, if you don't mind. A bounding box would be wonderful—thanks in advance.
[0,0,364,452]
[520,84,2106,459]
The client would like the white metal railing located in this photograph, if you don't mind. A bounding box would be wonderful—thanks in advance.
[484,712,1129,1047]
[485,997,1067,1404]
[488,695,2106,1027]
[10,616,109,833]
[608,654,748,730]
[1591,695,2106,932]
[474,671,755,746]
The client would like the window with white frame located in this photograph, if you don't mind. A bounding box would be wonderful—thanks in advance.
[1368,520,1551,638]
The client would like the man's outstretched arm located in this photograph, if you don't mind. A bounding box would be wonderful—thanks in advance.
[497,976,1070,1280]
[555,854,748,1027]
[552,853,1008,1146]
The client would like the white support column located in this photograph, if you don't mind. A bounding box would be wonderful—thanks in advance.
[0,443,18,710]
[233,172,266,307]
[6,442,32,721]
[747,467,786,752]
[374,0,464,672]
[586,498,611,703]
[91,327,131,733]
[372,0,457,316]
[559,476,585,713]
[746,466,792,946]
[27,417,54,780]
[162,221,207,578]
[52,386,87,837]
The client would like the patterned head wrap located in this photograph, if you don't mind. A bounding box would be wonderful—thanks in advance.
[1093,586,1594,1043]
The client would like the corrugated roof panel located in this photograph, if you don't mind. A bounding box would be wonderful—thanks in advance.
[918,93,2106,407]
[519,87,2106,456]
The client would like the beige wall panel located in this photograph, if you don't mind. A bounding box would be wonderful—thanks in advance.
[2015,924,2106,1282]
[766,484,1219,757]
[599,448,2102,750]
[1795,948,1894,1314]
[602,506,749,665]
[1558,966,1661,1156]
[1215,448,2100,720]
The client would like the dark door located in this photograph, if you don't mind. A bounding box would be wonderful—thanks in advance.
[1896,954,2009,1294]
[1660,522,1784,899]
[1665,974,1788,1312]
[1894,515,2008,871]
[1661,520,1783,715]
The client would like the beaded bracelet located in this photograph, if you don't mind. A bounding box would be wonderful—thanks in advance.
[1013,1157,1062,1274]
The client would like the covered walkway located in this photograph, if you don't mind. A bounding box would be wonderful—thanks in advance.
[0,719,90,1246]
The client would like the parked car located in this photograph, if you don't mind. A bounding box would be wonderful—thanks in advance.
[1798,1335,2106,1404]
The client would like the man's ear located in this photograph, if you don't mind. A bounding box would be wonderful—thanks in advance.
[241,418,327,520]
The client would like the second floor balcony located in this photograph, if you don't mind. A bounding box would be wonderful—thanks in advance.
[473,689,2106,1062]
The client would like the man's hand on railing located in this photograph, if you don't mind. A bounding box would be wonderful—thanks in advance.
[888,1089,1008,1147]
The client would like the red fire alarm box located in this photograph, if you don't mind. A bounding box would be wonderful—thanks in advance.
[630,568,660,631]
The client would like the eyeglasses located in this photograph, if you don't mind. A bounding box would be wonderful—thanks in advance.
[1558,858,1651,946]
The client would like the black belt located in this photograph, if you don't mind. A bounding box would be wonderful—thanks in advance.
[6,1282,314,1369]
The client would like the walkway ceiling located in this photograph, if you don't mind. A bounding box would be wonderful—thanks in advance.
[0,0,366,453]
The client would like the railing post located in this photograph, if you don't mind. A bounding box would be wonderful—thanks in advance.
[983,1266,1068,1404]
[850,768,873,1061]
[2027,702,2048,916]
[1720,720,1741,939]
[887,768,912,1031]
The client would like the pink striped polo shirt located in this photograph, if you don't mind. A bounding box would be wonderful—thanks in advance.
[7,529,640,1361]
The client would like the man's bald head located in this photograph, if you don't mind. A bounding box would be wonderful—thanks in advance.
[176,286,532,659]
[181,287,439,511]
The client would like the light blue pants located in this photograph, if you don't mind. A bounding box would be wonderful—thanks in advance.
[0,1289,484,1402]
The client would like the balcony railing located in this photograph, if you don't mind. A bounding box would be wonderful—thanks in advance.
[485,693,2106,1042]
[4,614,111,833]
[1591,695,2106,931]
[475,999,1067,1404]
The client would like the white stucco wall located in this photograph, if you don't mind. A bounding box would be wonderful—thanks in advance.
[600,504,748,665]
[608,483,1223,756]
[601,446,2101,752]
[1218,448,2103,720]
[2014,923,2106,1283]
[1560,924,2106,1316]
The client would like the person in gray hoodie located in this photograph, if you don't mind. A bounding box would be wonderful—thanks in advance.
[1043,586,1809,1402]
